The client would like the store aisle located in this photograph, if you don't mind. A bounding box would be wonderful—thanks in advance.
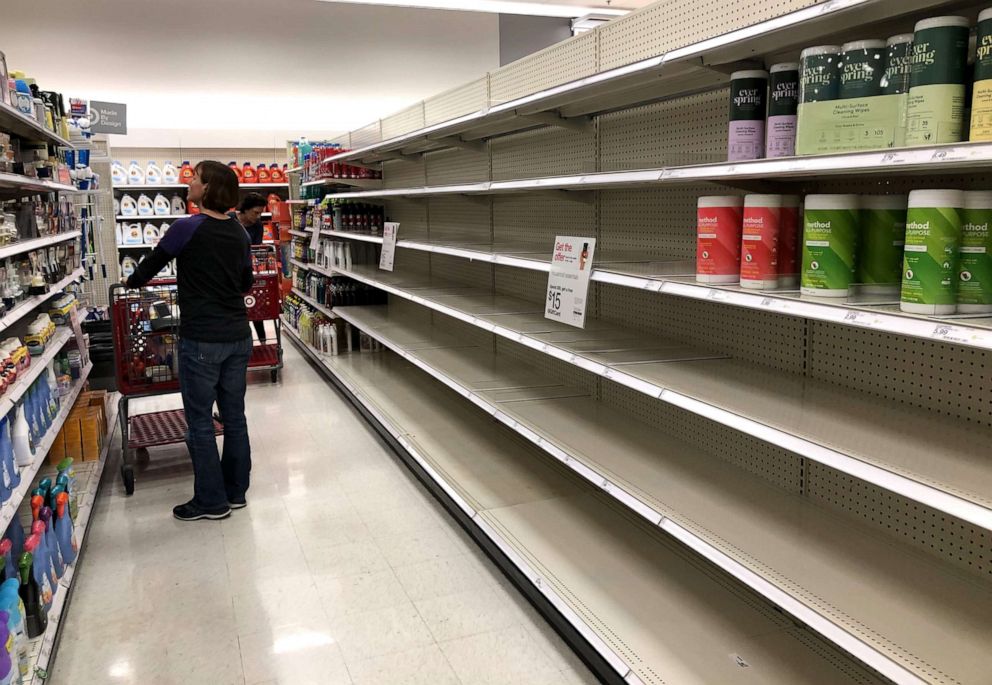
[49,342,599,685]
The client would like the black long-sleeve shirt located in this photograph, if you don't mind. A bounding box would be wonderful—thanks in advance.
[127,214,254,342]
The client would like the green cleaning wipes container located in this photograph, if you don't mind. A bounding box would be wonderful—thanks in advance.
[858,195,907,295]
[958,190,992,313]
[905,16,970,145]
[801,195,860,297]
[901,189,964,314]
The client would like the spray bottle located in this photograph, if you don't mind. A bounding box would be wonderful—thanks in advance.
[17,550,46,638]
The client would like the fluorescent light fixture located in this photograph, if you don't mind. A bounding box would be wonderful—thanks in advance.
[316,0,628,18]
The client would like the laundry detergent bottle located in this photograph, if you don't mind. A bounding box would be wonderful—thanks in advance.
[111,161,127,186]
[119,194,137,217]
[38,509,63,579]
[257,164,271,183]
[170,194,186,215]
[270,164,284,183]
[31,521,58,585]
[229,162,243,183]
[242,163,256,183]
[145,161,162,184]
[127,160,144,185]
[0,579,28,680]
[153,194,170,216]
[179,161,195,184]
[136,194,154,217]
[162,161,179,184]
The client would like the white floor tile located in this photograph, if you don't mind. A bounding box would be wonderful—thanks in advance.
[49,342,594,685]
[347,644,462,685]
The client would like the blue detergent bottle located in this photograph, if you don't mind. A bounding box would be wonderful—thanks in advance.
[4,522,23,567]
[0,579,29,680]
[29,523,56,595]
[53,493,76,567]
[0,418,19,494]
[38,508,62,579]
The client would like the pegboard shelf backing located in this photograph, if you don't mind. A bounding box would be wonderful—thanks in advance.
[322,0,992,680]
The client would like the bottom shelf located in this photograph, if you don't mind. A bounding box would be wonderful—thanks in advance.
[24,383,114,683]
[283,323,884,685]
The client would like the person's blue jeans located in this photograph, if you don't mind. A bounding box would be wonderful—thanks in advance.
[178,336,252,509]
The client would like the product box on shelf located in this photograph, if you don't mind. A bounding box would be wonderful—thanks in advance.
[48,391,106,464]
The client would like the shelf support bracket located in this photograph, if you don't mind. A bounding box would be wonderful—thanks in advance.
[429,136,486,154]
[518,112,594,136]
[377,150,422,163]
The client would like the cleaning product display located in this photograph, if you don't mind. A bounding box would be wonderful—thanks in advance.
[295,138,382,183]
[905,16,970,146]
[727,70,768,161]
[901,188,964,314]
[765,63,799,157]
[113,159,287,186]
[115,193,187,219]
[293,271,384,310]
[800,194,861,297]
[695,196,743,283]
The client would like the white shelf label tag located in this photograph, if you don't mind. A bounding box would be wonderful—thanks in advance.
[546,236,596,328]
[932,323,973,344]
[379,222,400,271]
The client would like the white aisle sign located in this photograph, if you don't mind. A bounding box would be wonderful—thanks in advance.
[380,222,400,271]
[545,236,595,328]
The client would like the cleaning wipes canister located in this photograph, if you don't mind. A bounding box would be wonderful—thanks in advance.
[905,16,970,145]
[801,194,860,297]
[740,194,782,289]
[883,34,914,147]
[970,8,992,140]
[696,196,744,283]
[800,46,843,104]
[778,195,802,288]
[901,189,964,314]
[857,195,908,295]
[957,190,992,313]
[727,70,768,161]
[840,40,887,98]
[766,63,800,158]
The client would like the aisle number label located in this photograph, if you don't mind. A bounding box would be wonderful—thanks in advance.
[380,222,400,272]
[545,236,596,328]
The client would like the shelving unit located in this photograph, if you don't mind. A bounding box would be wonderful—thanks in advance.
[287,0,992,682]
[115,214,189,221]
[0,269,86,336]
[0,173,76,195]
[0,101,73,149]
[0,232,81,261]
[290,287,337,319]
[284,321,889,684]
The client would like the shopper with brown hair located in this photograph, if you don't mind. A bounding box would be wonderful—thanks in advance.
[126,160,255,521]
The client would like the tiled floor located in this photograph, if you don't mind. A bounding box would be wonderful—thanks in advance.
[50,341,599,685]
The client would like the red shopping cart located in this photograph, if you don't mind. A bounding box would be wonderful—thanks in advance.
[247,245,283,382]
[110,281,222,494]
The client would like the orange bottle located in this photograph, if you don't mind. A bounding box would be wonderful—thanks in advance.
[188,200,200,215]
[270,164,284,183]
[179,161,194,184]
[257,164,271,183]
[228,162,243,183]
[242,163,256,183]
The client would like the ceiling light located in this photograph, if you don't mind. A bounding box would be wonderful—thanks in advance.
[316,0,628,19]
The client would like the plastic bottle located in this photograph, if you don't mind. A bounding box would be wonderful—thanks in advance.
[162,161,179,184]
[696,196,744,283]
[110,161,127,186]
[170,195,186,215]
[53,493,76,566]
[957,190,992,313]
[30,521,57,586]
[153,193,170,216]
[136,194,154,217]
[242,163,256,183]
[229,162,243,183]
[257,164,271,183]
[270,164,285,183]
[905,16,970,146]
[179,161,195,185]
[858,195,908,295]
[901,189,964,314]
[120,256,138,280]
[145,161,163,185]
[37,509,62,579]
[727,70,768,161]
[10,407,31,468]
[0,614,14,685]
[1,423,19,496]
[119,195,138,217]
[0,579,29,680]
[17,550,45,638]
[143,223,161,246]
[127,161,144,185]
[740,194,782,289]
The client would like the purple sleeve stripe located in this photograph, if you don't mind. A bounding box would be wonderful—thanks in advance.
[158,215,207,257]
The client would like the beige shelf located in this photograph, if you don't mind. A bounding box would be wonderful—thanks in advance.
[332,303,992,685]
[335,264,992,531]
[284,323,885,685]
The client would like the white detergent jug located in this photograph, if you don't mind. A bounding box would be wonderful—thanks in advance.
[115,223,123,245]
[119,195,137,217]
[145,161,162,185]
[136,194,154,217]
[127,161,144,185]
[121,256,138,280]
[162,162,179,184]
[123,223,143,245]
[111,161,127,186]
[153,194,170,216]
[170,195,186,215]
[113,197,120,216]
[143,223,161,246]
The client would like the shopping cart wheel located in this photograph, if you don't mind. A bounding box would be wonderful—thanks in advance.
[270,369,278,383]
[121,464,135,496]
[135,447,150,461]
